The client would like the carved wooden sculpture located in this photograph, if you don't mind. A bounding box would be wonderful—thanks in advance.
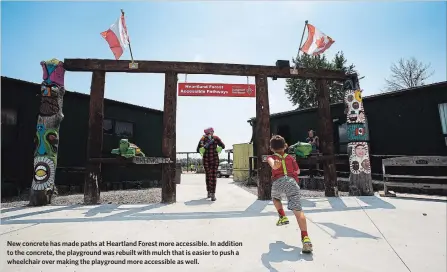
[343,74,374,196]
[29,59,65,206]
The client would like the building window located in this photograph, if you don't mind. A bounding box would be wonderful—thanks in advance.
[103,119,114,134]
[439,103,447,146]
[103,118,135,138]
[1,109,17,125]
[439,103,447,134]
[115,120,134,138]
[338,122,349,153]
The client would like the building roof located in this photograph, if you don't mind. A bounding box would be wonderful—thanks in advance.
[1,76,163,114]
[249,81,447,121]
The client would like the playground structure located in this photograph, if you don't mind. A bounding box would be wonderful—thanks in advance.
[177,151,203,172]
[29,57,374,206]
[177,148,232,172]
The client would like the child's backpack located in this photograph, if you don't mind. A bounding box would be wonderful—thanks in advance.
[288,141,313,158]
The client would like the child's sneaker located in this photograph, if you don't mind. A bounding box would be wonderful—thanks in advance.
[276,216,289,226]
[302,236,313,253]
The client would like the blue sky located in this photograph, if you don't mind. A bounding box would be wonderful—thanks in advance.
[2,1,446,155]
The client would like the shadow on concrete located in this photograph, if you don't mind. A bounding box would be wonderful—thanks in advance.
[356,196,396,209]
[0,204,83,222]
[84,204,120,217]
[184,198,214,206]
[313,222,380,240]
[244,200,269,213]
[0,196,396,226]
[261,241,313,272]
[244,197,320,213]
[258,196,395,211]
[326,197,348,209]
[301,199,318,208]
[0,203,166,225]
[393,196,447,203]
[0,206,29,214]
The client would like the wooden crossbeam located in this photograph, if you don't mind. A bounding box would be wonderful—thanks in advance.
[63,59,348,80]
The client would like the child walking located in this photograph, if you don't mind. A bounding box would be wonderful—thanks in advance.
[267,135,313,253]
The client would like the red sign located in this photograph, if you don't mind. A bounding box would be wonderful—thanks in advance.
[178,83,256,97]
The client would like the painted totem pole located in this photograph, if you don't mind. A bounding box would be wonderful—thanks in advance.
[343,74,374,196]
[29,59,66,206]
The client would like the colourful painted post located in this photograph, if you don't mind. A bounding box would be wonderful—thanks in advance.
[29,59,66,206]
[343,74,374,196]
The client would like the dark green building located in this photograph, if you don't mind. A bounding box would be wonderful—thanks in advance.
[249,81,447,176]
[1,76,164,197]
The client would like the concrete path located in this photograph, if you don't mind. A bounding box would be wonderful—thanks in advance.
[1,174,446,272]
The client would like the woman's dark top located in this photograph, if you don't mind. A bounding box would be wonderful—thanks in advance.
[306,136,319,153]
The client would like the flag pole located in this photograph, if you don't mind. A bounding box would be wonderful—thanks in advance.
[293,20,308,71]
[121,9,137,68]
[298,20,309,57]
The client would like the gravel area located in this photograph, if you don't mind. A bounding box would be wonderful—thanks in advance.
[2,179,351,209]
[234,182,349,198]
[1,188,162,209]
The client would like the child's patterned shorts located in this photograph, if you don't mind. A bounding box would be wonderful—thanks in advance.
[271,176,302,211]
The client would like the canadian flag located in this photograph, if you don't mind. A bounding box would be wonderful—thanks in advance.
[300,24,334,56]
[100,14,130,60]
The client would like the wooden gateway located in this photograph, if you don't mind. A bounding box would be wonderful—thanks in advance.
[61,58,369,204]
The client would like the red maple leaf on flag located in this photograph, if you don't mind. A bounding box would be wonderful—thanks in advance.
[316,36,326,49]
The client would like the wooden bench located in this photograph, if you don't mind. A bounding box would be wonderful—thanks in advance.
[380,156,447,197]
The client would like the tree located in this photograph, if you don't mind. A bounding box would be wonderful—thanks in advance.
[383,57,434,92]
[284,51,357,109]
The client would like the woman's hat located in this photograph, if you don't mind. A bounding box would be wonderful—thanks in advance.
[204,127,214,134]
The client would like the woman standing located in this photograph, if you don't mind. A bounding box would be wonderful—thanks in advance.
[196,127,225,201]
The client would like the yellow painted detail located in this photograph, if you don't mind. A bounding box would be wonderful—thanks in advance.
[354,90,362,102]
[36,169,47,177]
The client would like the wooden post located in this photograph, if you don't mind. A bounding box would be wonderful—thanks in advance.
[161,72,177,203]
[255,74,271,200]
[343,74,374,196]
[29,59,66,206]
[316,79,338,197]
[249,158,253,177]
[84,71,105,204]
[186,153,189,172]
